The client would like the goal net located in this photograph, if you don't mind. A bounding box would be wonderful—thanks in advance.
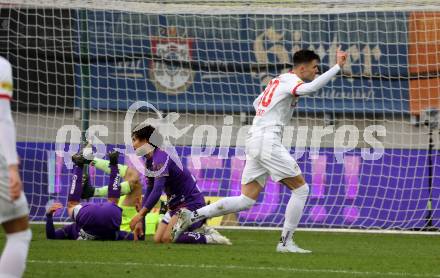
[3,0,440,232]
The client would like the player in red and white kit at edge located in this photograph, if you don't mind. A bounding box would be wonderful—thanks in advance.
[173,48,347,253]
[0,56,32,277]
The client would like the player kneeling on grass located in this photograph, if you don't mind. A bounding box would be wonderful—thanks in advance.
[129,124,231,245]
[45,151,136,240]
[173,48,348,253]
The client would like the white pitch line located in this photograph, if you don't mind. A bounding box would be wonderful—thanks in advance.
[29,223,440,236]
[27,260,440,278]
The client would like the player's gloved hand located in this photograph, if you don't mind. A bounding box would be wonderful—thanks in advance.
[108,151,120,166]
[72,153,93,166]
[8,165,22,201]
[81,174,95,199]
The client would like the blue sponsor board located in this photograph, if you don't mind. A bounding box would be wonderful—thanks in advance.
[19,142,437,230]
[74,11,409,114]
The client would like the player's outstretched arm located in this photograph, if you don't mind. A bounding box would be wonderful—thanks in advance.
[296,47,347,96]
[129,177,165,231]
[45,203,70,240]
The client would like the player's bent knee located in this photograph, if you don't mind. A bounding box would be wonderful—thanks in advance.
[242,181,263,200]
[293,175,306,185]
[161,234,172,243]
[153,234,162,243]
[281,175,306,190]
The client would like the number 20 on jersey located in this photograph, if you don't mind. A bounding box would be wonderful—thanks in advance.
[256,79,280,116]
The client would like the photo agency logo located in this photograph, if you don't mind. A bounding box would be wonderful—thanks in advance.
[54,101,193,176]
[55,101,387,173]
[123,101,192,177]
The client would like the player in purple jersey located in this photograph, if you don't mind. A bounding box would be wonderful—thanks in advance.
[129,124,231,245]
[45,151,135,240]
[45,202,133,240]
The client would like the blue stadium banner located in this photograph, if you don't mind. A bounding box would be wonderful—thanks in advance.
[74,11,410,114]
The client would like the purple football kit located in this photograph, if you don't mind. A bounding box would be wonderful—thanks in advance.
[141,148,208,244]
[46,155,134,241]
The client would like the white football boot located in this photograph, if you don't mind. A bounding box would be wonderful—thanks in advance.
[171,208,193,242]
[276,241,312,253]
[194,225,215,235]
[205,229,232,245]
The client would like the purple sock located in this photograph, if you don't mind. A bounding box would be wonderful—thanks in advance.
[68,165,83,202]
[108,164,121,199]
[116,231,135,241]
[175,232,207,244]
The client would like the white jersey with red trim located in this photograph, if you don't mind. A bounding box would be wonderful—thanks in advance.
[0,56,18,166]
[249,64,341,135]
[250,72,303,133]
[0,56,13,100]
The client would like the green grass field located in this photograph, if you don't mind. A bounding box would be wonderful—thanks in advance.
[3,224,439,278]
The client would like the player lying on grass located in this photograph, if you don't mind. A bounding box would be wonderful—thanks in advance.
[129,124,231,245]
[45,151,136,240]
[173,48,347,253]
[80,161,208,242]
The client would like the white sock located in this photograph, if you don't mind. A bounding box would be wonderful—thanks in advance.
[192,194,256,222]
[0,229,32,278]
[280,184,309,244]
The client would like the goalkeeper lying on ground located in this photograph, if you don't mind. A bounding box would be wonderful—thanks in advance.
[45,151,137,240]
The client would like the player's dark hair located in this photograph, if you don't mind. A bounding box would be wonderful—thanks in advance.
[293,49,320,67]
[131,124,163,148]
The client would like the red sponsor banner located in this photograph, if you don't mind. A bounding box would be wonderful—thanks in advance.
[409,78,440,115]
[409,12,440,74]
[409,12,440,114]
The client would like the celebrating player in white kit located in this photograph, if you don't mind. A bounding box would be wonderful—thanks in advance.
[0,56,32,277]
[173,48,347,253]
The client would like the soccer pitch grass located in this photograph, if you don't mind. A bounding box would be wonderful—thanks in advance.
[2,224,439,278]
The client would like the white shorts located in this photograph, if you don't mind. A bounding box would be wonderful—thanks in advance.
[0,158,29,223]
[0,192,29,224]
[241,132,302,187]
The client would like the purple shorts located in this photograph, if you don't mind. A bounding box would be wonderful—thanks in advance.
[164,197,206,231]
[75,202,122,240]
